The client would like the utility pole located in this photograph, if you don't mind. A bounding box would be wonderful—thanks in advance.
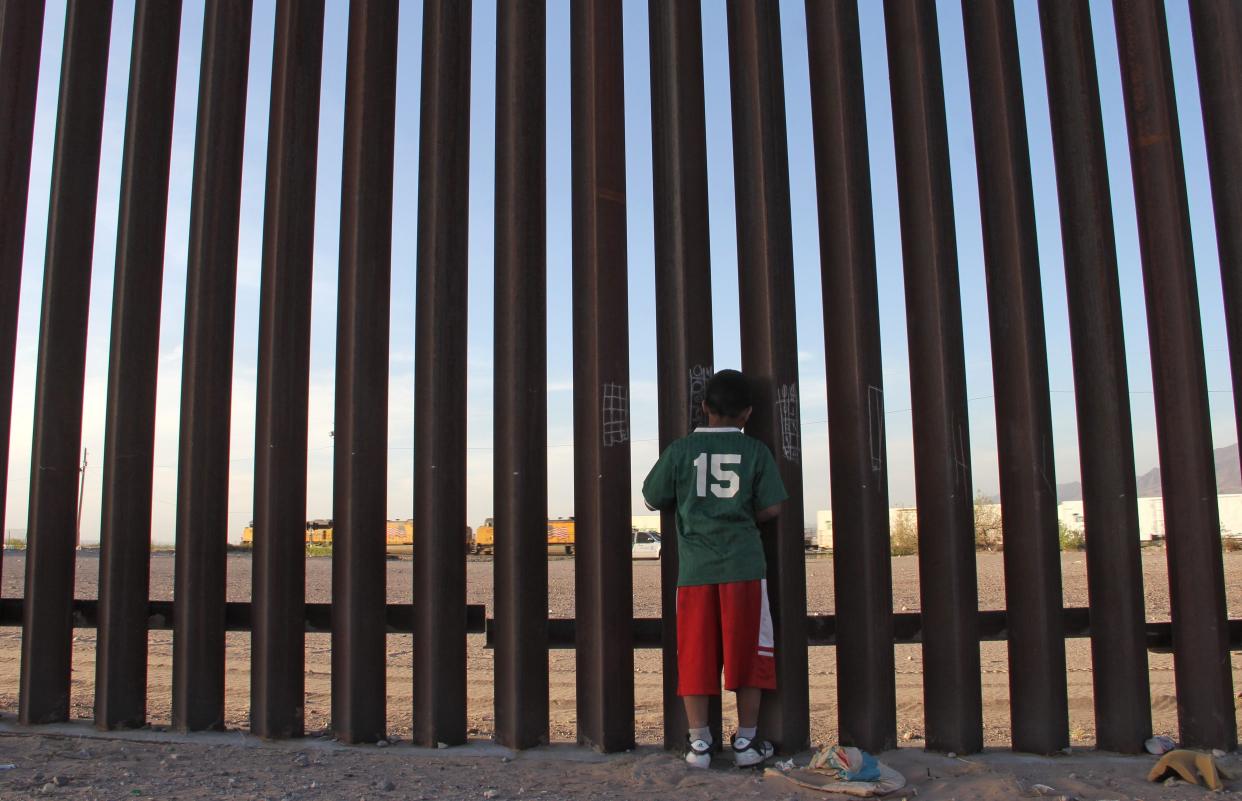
[76,447,88,549]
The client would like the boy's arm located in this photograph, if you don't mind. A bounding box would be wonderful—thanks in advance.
[752,443,789,522]
[641,446,678,511]
[755,503,782,523]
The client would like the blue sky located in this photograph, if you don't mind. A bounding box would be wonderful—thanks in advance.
[3,0,1237,545]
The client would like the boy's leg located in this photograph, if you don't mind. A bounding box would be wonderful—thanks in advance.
[719,580,776,766]
[684,695,710,729]
[735,686,761,730]
[676,584,723,702]
[719,579,776,697]
[731,686,773,767]
[677,585,722,767]
[684,695,713,767]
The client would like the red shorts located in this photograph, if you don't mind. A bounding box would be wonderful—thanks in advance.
[676,579,776,696]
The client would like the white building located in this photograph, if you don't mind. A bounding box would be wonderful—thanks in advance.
[815,493,1242,548]
[816,506,921,551]
[1058,500,1086,535]
[631,513,662,533]
[1056,495,1242,542]
[1219,495,1242,538]
[815,510,832,550]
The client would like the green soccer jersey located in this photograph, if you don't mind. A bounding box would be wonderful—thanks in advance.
[641,427,788,586]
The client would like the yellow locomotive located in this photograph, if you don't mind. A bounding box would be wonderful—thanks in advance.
[469,516,576,555]
[240,518,419,554]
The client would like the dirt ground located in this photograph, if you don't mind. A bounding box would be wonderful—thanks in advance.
[0,548,1239,800]
[3,723,1242,801]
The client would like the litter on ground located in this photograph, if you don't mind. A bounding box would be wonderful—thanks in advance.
[1147,749,1232,791]
[767,745,906,797]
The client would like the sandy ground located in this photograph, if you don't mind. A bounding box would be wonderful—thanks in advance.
[0,548,1238,799]
[3,722,1242,800]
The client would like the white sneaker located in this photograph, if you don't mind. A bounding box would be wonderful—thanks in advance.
[685,735,712,769]
[732,734,774,768]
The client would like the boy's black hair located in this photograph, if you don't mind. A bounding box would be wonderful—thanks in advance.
[703,369,752,418]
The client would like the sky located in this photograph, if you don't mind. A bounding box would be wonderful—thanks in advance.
[3,0,1238,545]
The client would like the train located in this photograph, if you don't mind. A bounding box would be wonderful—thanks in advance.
[240,517,580,557]
[240,519,425,555]
[469,517,576,555]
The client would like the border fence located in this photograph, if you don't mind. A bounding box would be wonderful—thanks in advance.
[1,0,1240,758]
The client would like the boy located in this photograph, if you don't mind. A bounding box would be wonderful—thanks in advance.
[641,369,787,769]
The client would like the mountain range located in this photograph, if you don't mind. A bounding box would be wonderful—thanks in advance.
[1056,442,1241,501]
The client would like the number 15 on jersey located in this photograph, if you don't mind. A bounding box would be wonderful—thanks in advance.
[693,453,742,498]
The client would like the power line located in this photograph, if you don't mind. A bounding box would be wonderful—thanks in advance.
[7,386,1236,477]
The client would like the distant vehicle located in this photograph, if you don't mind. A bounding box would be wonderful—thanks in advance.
[632,529,661,560]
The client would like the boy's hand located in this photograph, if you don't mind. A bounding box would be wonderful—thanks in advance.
[755,503,781,523]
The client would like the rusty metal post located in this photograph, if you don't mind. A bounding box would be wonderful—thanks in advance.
[883,0,983,755]
[647,0,720,752]
[1190,0,1242,506]
[493,0,548,750]
[571,0,635,754]
[95,0,182,731]
[0,0,47,586]
[172,0,252,734]
[960,0,1068,754]
[19,0,113,726]
[412,0,472,749]
[803,0,896,754]
[1113,0,1237,750]
[250,0,324,740]
[725,0,809,755]
[331,0,397,746]
[1038,0,1151,754]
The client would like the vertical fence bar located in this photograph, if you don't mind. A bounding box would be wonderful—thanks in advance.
[960,0,1067,755]
[1190,0,1242,485]
[1113,0,1237,750]
[883,0,983,755]
[0,0,47,582]
[172,0,252,734]
[646,0,719,752]
[494,0,548,750]
[804,0,896,754]
[1038,0,1151,754]
[571,0,635,754]
[95,0,182,731]
[725,0,810,754]
[332,0,397,746]
[412,0,472,749]
[19,0,113,726]
[250,0,325,740]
